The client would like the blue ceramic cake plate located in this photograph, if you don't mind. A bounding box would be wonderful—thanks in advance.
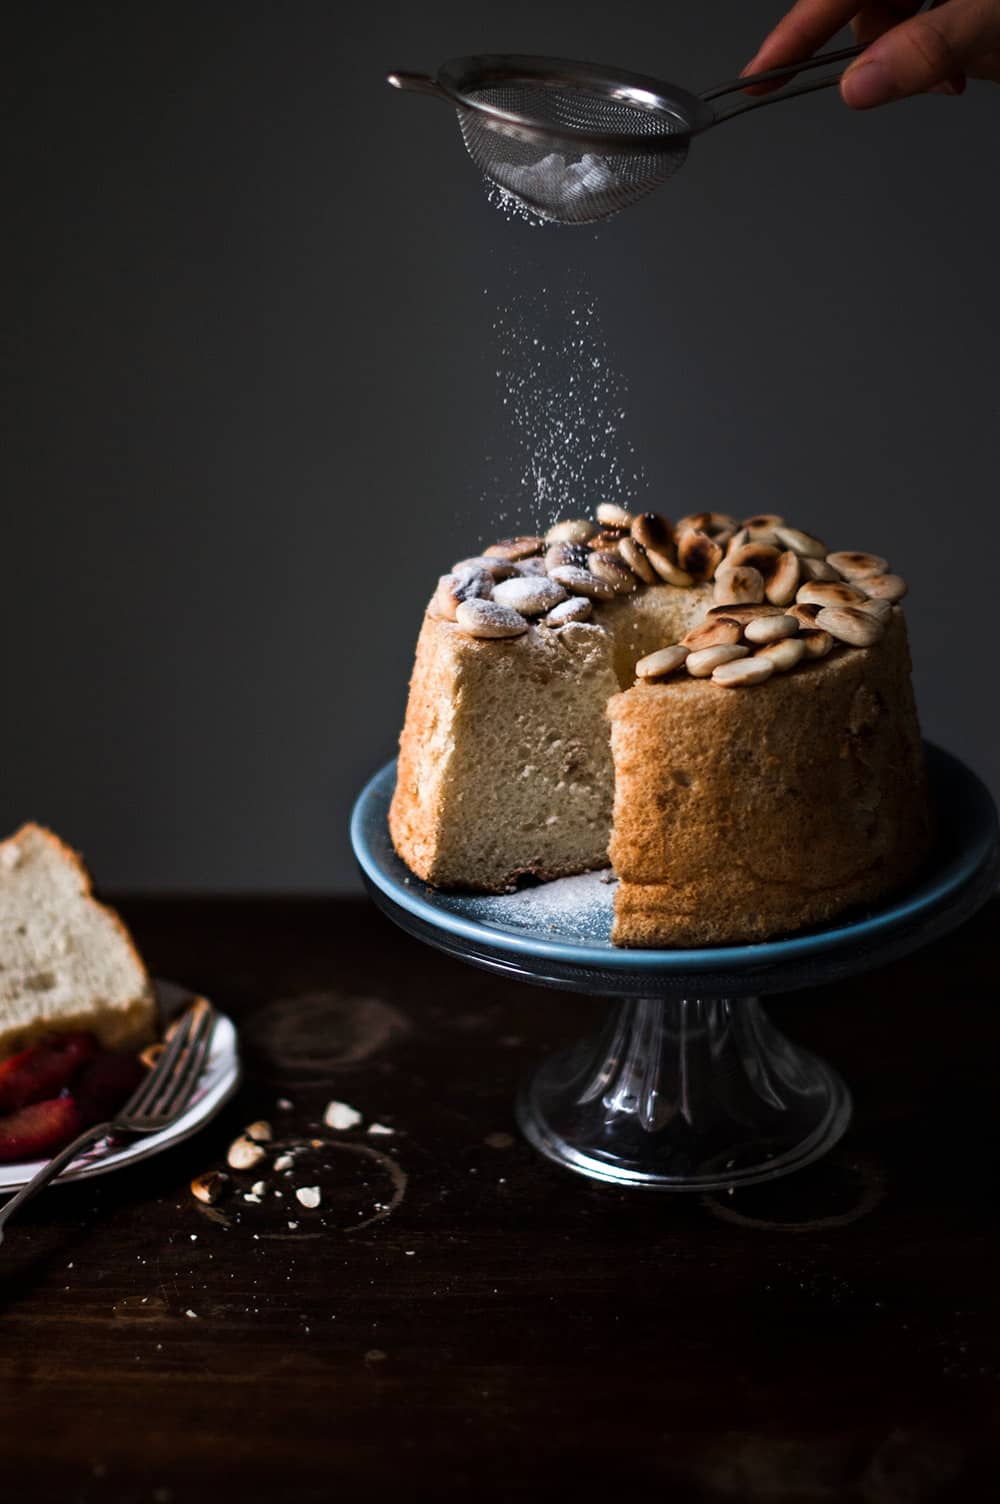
[351,744,998,1190]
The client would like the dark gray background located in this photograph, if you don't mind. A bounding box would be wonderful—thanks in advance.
[4,0,997,891]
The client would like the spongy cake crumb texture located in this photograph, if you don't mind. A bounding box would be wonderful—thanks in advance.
[0,824,155,1061]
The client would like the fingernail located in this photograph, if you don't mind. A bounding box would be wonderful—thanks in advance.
[842,61,895,110]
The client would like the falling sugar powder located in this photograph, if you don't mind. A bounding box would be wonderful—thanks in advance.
[485,181,552,228]
[482,271,647,534]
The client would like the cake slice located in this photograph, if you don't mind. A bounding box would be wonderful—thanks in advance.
[0,824,156,1061]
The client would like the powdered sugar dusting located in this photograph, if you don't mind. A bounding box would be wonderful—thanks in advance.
[482,272,647,536]
[440,869,616,944]
[486,153,618,223]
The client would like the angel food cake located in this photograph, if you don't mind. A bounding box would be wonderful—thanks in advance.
[389,507,931,946]
[0,823,155,1060]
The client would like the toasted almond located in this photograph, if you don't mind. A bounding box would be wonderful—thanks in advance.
[856,596,893,623]
[682,617,744,650]
[714,565,765,605]
[245,1120,273,1143]
[635,644,690,679]
[676,528,725,583]
[452,555,517,581]
[453,565,496,596]
[545,541,591,573]
[774,526,827,559]
[545,518,597,546]
[861,573,907,602]
[796,581,868,609]
[324,1100,362,1130]
[645,548,693,587]
[631,511,675,554]
[736,526,781,549]
[675,511,712,536]
[789,601,823,627]
[596,502,633,528]
[227,1136,266,1171]
[687,643,750,677]
[618,536,659,584]
[483,536,544,561]
[430,569,493,621]
[826,550,888,580]
[676,511,739,538]
[799,556,843,582]
[756,637,806,672]
[744,614,798,645]
[191,1171,229,1205]
[800,628,834,658]
[455,598,530,637]
[544,596,592,626]
[706,602,783,621]
[712,655,776,687]
[591,528,628,551]
[726,543,781,578]
[493,576,568,616]
[765,549,801,607]
[741,512,785,530]
[588,550,638,594]
[549,564,616,600]
[815,605,885,647]
[514,557,547,577]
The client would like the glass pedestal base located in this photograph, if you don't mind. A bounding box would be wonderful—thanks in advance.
[352,746,998,1192]
[516,997,851,1190]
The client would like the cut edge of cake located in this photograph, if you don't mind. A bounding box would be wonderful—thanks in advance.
[0,823,156,1062]
[389,508,929,945]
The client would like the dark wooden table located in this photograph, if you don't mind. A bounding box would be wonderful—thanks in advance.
[2,896,998,1502]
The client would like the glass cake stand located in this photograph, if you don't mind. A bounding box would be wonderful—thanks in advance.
[350,744,998,1191]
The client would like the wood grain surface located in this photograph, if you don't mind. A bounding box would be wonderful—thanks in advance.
[1,896,998,1502]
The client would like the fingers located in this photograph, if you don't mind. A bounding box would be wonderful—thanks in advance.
[841,0,1000,106]
[850,1,966,91]
[742,0,862,88]
[851,3,925,47]
[741,1,920,92]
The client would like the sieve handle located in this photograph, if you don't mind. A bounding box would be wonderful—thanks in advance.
[387,71,450,100]
[701,42,863,122]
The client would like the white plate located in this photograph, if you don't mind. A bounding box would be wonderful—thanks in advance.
[0,1002,240,1194]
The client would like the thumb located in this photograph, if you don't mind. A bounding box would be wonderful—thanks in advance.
[841,0,1000,107]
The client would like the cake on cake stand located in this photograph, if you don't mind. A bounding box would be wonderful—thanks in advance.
[351,743,998,1191]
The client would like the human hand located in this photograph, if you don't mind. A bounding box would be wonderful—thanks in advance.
[744,1,1000,109]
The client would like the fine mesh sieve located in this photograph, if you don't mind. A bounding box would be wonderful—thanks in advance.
[388,49,864,224]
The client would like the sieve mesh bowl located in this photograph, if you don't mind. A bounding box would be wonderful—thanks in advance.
[455,82,690,223]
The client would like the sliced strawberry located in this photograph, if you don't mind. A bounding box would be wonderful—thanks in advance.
[0,1031,98,1113]
[74,1051,145,1127]
[0,1095,82,1162]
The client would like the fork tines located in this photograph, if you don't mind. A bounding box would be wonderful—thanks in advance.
[123,996,216,1126]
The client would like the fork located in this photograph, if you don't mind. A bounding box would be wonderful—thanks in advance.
[0,995,216,1244]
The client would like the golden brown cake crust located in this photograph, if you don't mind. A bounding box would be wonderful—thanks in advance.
[608,612,931,946]
[389,512,930,945]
